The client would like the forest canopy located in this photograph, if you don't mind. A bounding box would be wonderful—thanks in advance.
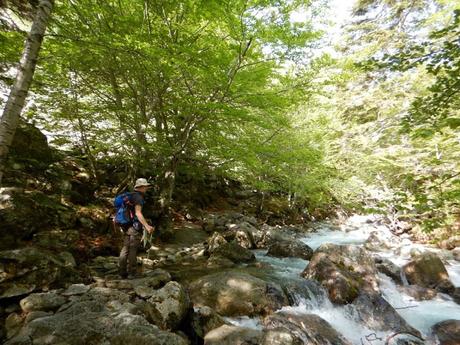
[1,0,459,238]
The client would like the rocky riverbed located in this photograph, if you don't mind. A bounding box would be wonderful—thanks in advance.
[1,213,460,345]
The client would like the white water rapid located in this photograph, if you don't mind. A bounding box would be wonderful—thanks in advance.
[227,215,460,345]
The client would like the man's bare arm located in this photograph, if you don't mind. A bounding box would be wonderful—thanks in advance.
[135,205,154,233]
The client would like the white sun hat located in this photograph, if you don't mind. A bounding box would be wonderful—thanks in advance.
[134,178,151,189]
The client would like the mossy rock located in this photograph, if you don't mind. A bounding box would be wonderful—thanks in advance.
[0,191,76,247]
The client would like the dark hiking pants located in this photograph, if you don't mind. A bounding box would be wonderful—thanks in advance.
[119,226,141,276]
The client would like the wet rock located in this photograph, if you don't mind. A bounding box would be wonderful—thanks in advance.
[264,312,352,345]
[204,325,263,345]
[351,293,421,337]
[403,252,453,292]
[432,319,460,345]
[302,244,378,304]
[452,248,460,261]
[374,257,402,284]
[400,285,437,301]
[210,242,255,263]
[20,292,67,312]
[281,278,326,306]
[262,328,303,345]
[267,240,313,260]
[147,281,191,330]
[189,306,227,340]
[189,271,288,317]
[451,287,460,304]
[394,336,425,345]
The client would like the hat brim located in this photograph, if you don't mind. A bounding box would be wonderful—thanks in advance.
[135,183,151,188]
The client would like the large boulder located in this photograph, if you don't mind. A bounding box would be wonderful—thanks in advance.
[6,304,187,345]
[403,252,454,292]
[302,244,379,304]
[189,271,288,316]
[210,242,255,264]
[254,224,290,249]
[146,281,191,330]
[267,240,313,260]
[264,312,352,345]
[0,191,77,246]
[0,247,80,300]
[225,222,259,249]
[351,293,421,337]
[432,319,460,345]
[204,325,263,345]
[8,121,54,170]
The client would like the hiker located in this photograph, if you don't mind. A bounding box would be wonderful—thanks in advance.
[117,178,154,279]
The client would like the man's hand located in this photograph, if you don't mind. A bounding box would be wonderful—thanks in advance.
[145,224,154,233]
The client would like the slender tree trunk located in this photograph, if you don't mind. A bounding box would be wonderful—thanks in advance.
[0,0,54,185]
[156,155,179,237]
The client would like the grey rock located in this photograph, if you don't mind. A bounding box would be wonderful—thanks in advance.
[374,257,402,284]
[5,312,24,339]
[210,242,255,263]
[351,293,421,337]
[264,312,352,345]
[189,271,288,317]
[190,306,227,339]
[302,244,379,304]
[204,325,263,345]
[403,252,453,292]
[20,292,67,312]
[147,281,191,330]
[267,240,313,260]
[207,232,227,253]
[6,292,188,345]
[62,284,91,296]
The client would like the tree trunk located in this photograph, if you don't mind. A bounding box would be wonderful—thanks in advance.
[155,155,179,238]
[0,0,54,185]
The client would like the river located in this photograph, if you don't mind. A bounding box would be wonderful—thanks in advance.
[227,215,460,345]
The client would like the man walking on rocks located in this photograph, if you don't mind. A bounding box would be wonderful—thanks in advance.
[118,178,154,279]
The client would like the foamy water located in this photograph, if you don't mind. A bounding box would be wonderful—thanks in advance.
[227,216,460,344]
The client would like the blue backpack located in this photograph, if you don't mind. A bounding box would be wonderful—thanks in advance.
[113,192,138,225]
